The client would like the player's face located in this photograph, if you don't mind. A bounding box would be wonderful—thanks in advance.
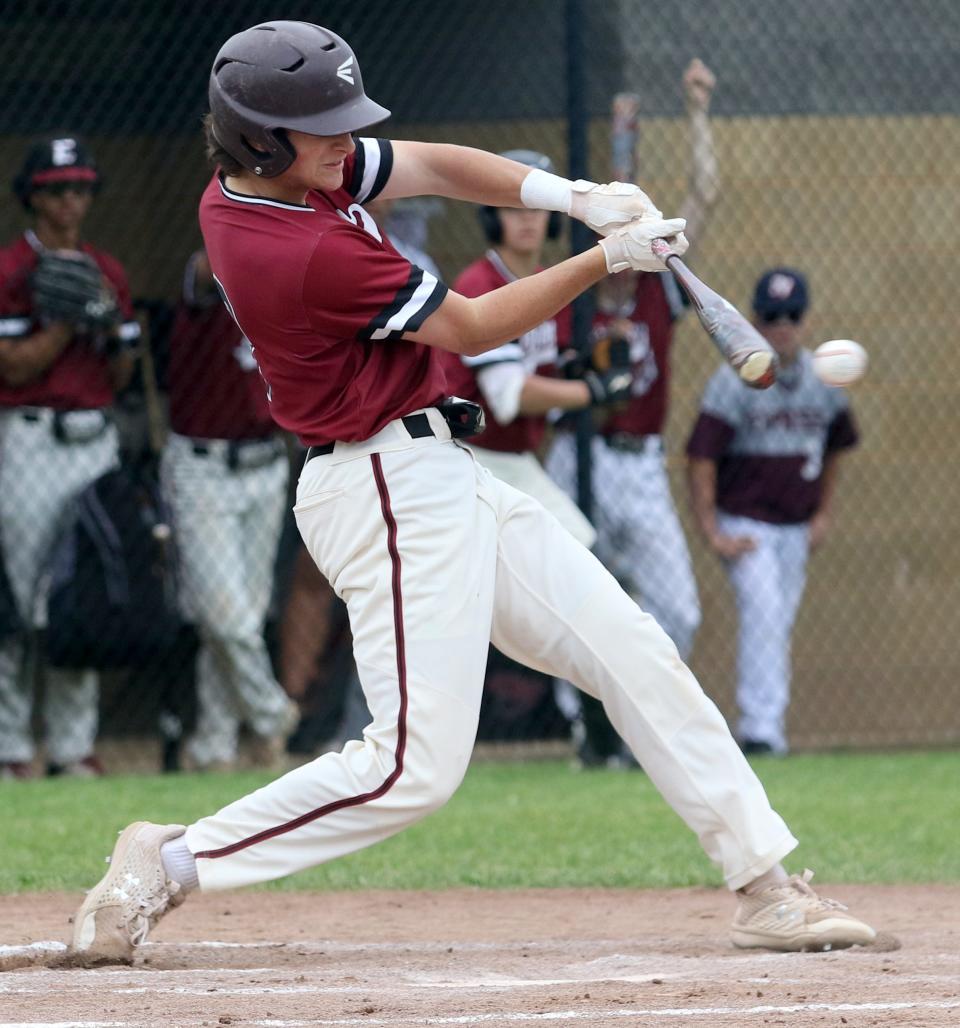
[497,208,550,257]
[30,183,93,232]
[755,312,805,364]
[286,129,356,192]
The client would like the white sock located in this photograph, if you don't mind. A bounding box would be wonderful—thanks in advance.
[740,863,790,895]
[160,836,200,893]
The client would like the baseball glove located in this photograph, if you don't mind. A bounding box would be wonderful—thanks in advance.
[31,249,120,335]
[558,335,634,408]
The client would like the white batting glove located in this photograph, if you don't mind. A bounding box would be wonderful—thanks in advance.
[598,218,688,274]
[568,181,663,235]
[518,168,661,234]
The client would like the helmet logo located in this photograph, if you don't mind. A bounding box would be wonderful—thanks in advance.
[336,57,355,84]
[51,138,78,166]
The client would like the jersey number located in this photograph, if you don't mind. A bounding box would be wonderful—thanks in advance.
[337,203,383,242]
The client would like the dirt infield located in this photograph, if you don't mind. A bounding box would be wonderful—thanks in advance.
[1,885,958,1026]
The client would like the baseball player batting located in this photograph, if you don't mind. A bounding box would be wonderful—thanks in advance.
[70,21,875,961]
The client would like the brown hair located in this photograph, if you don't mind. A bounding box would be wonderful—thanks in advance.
[202,113,244,176]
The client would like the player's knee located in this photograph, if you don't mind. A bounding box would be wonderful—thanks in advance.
[397,732,473,813]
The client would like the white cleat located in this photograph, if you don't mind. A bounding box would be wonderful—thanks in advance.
[731,869,877,952]
[69,821,187,964]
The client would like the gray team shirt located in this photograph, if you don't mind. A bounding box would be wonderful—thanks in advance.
[686,348,859,524]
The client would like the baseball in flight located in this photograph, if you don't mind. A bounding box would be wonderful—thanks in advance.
[812,339,868,387]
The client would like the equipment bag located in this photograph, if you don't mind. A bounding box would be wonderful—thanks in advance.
[45,464,183,669]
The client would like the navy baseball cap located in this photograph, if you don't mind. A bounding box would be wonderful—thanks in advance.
[752,268,809,321]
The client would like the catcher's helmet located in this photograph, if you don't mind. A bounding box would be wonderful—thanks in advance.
[208,21,391,178]
[479,150,563,244]
[13,135,100,210]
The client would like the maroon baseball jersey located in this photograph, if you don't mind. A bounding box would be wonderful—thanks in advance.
[167,253,275,440]
[0,231,139,410]
[686,352,859,524]
[596,271,685,438]
[198,138,448,446]
[440,251,570,454]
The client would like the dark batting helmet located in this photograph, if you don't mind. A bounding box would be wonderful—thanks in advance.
[478,150,563,243]
[208,21,391,178]
[13,135,100,210]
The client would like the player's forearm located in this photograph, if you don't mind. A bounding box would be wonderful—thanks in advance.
[687,457,721,539]
[0,326,71,387]
[815,454,843,517]
[456,248,609,357]
[384,142,530,207]
[678,109,719,248]
[518,374,591,416]
[107,349,136,393]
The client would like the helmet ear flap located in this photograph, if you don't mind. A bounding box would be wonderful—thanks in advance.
[477,206,501,244]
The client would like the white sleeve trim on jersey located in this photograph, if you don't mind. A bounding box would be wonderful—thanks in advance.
[362,264,448,341]
[350,138,394,205]
[0,317,31,338]
[462,341,524,368]
[476,360,527,426]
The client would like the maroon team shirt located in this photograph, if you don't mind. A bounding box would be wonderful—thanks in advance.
[441,252,570,454]
[198,138,448,446]
[168,254,275,440]
[0,232,139,409]
[596,271,684,438]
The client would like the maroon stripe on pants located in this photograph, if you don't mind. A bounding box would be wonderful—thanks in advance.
[194,453,408,861]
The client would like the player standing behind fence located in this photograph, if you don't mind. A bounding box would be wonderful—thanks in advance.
[70,21,874,962]
[547,59,719,766]
[440,148,635,550]
[161,249,299,771]
[0,136,140,780]
[686,269,859,755]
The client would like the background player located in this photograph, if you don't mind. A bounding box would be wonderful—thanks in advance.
[71,21,874,962]
[686,268,859,755]
[162,248,298,771]
[0,135,140,779]
[548,58,719,765]
[441,148,635,550]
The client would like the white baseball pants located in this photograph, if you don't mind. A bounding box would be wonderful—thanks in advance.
[547,434,700,660]
[718,513,810,754]
[162,432,291,765]
[465,445,596,549]
[185,409,797,891]
[0,408,118,764]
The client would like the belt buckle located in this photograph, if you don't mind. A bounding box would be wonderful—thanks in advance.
[53,409,109,444]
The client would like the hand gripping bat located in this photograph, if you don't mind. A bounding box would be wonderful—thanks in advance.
[650,239,778,388]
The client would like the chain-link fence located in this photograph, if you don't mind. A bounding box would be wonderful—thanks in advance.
[1,0,958,776]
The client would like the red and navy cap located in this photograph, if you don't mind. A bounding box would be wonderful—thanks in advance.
[752,267,809,320]
[12,135,100,209]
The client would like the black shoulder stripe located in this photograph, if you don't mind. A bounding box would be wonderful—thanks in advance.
[359,264,448,342]
[366,139,394,203]
[401,278,446,334]
[359,264,424,340]
[347,137,367,198]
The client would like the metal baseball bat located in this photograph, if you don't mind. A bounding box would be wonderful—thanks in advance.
[650,239,778,388]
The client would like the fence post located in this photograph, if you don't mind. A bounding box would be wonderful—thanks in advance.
[566,0,595,523]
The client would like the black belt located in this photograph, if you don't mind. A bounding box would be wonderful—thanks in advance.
[191,436,282,470]
[306,412,434,462]
[20,407,111,444]
[603,433,662,454]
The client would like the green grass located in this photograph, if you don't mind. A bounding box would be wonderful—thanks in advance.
[2,751,958,894]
